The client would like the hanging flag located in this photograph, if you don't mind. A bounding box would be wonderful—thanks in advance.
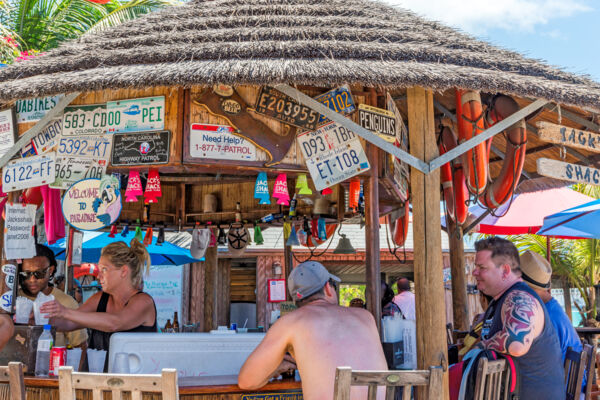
[253,223,264,245]
[295,174,312,195]
[144,169,162,204]
[273,174,290,204]
[125,171,143,202]
[254,172,271,204]
[286,224,300,246]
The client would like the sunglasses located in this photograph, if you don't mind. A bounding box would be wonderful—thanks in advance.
[19,267,50,280]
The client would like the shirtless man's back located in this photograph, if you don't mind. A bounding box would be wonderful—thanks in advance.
[238,261,387,400]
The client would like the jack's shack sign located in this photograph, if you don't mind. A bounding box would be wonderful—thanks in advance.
[358,104,396,142]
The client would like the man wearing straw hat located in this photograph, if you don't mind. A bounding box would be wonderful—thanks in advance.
[238,261,387,400]
[0,314,13,350]
[520,250,581,363]
[473,237,564,400]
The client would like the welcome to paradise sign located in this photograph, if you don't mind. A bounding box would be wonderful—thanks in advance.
[62,176,122,231]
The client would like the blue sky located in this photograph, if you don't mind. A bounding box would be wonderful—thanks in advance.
[382,0,600,82]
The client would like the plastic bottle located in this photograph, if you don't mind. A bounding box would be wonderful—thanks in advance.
[35,324,53,377]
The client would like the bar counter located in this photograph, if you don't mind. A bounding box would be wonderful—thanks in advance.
[1,375,302,399]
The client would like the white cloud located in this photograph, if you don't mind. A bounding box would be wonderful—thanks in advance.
[382,0,591,34]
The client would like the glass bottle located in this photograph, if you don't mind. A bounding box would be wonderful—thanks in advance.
[173,312,179,333]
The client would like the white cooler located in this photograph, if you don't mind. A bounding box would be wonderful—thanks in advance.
[108,332,265,377]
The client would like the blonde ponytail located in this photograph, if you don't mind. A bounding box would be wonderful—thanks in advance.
[101,239,151,288]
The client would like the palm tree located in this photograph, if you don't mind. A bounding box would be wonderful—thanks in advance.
[0,0,180,60]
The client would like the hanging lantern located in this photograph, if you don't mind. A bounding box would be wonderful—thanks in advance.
[143,226,153,246]
[144,169,162,204]
[295,174,312,195]
[125,171,144,202]
[254,172,271,204]
[156,226,165,245]
[108,224,118,238]
[349,179,361,210]
[286,224,300,246]
[253,223,264,245]
[273,174,290,204]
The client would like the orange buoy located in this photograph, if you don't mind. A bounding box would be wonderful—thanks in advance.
[439,125,469,224]
[73,263,99,279]
[479,95,527,208]
[388,201,410,247]
[456,89,488,195]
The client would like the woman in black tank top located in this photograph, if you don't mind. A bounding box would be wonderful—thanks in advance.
[40,239,157,372]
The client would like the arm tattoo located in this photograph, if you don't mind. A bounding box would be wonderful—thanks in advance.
[482,290,538,355]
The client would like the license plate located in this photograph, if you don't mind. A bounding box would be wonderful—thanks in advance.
[2,153,56,191]
[358,103,397,142]
[106,96,165,133]
[298,122,369,191]
[62,104,107,136]
[253,86,319,130]
[57,135,112,158]
[50,157,107,189]
[21,118,62,157]
[314,85,356,123]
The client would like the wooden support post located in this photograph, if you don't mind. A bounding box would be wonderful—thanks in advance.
[203,231,219,331]
[365,89,381,333]
[407,87,448,400]
[447,215,469,331]
[284,244,293,301]
[563,277,573,322]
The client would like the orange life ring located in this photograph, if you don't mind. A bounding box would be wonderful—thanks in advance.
[301,224,338,247]
[387,201,410,247]
[479,95,527,208]
[439,125,469,224]
[456,89,488,195]
[73,263,99,279]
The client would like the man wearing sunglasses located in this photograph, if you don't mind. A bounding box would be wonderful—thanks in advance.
[239,261,387,400]
[18,244,88,348]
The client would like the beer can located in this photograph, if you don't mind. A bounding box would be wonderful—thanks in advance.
[49,347,67,376]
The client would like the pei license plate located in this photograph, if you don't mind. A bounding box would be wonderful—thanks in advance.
[298,122,369,190]
[314,85,356,124]
[253,86,320,130]
[2,153,56,192]
[106,96,165,134]
[57,135,113,158]
[50,157,107,189]
[62,104,107,136]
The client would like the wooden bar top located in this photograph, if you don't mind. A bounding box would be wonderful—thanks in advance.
[23,375,302,395]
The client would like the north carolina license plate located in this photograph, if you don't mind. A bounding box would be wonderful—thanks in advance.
[2,153,56,191]
[50,157,107,189]
[57,135,112,158]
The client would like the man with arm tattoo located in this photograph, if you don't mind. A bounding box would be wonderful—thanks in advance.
[473,237,564,400]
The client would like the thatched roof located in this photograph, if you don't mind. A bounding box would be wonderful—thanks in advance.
[0,0,599,111]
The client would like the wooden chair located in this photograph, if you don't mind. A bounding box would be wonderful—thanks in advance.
[564,346,588,400]
[583,344,596,400]
[0,362,25,400]
[58,366,179,400]
[473,358,508,400]
[333,366,443,400]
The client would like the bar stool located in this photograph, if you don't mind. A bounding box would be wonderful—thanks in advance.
[0,362,25,400]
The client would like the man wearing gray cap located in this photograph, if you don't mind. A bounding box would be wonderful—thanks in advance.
[238,261,387,399]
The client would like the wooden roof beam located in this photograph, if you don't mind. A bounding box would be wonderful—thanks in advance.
[543,104,600,132]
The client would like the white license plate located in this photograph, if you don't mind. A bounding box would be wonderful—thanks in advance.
[106,96,165,134]
[50,157,107,189]
[57,135,112,158]
[2,153,56,191]
[62,104,107,136]
[297,121,358,160]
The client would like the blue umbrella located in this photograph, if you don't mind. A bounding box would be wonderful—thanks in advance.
[537,199,600,239]
[48,231,203,265]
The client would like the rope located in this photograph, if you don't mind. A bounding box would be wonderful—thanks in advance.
[291,223,338,263]
[384,204,408,264]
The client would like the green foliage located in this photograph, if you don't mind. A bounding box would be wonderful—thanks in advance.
[0,0,180,61]
[339,284,365,307]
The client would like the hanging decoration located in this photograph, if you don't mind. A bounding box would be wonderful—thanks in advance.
[310,218,319,238]
[217,226,228,245]
[273,173,290,206]
[143,226,153,246]
[254,172,271,204]
[286,224,300,246]
[283,221,291,241]
[41,185,65,244]
[156,225,165,245]
[121,223,130,237]
[207,222,217,247]
[108,224,118,238]
[295,174,312,195]
[134,222,143,242]
[349,179,361,211]
[318,218,327,240]
[125,171,143,202]
[321,188,333,196]
[253,223,264,245]
[144,169,162,204]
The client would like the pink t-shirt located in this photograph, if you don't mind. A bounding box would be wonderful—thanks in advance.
[392,291,416,320]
